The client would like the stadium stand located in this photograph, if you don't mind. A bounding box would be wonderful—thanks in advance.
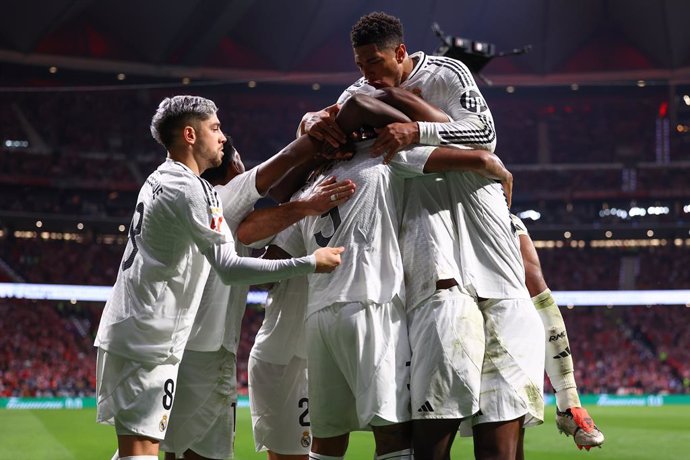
[1,84,689,398]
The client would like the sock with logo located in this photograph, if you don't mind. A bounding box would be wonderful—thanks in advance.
[533,288,581,411]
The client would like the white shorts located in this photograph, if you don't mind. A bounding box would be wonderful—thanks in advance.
[306,300,411,438]
[248,355,311,455]
[96,347,179,440]
[408,287,485,420]
[160,348,237,459]
[460,298,545,436]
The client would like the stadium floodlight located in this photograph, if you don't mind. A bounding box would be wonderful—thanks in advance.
[431,22,531,85]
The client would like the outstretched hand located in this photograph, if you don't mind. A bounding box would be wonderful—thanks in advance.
[313,246,345,273]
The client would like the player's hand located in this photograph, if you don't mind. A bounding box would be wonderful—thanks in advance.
[300,176,356,215]
[302,104,347,148]
[370,121,420,164]
[317,141,356,161]
[501,171,513,208]
[313,246,344,273]
[489,155,513,208]
[475,152,512,207]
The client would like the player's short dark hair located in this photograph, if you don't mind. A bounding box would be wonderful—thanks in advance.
[351,12,404,50]
[150,95,218,148]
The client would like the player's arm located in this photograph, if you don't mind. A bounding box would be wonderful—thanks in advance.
[298,103,348,147]
[203,240,344,285]
[236,176,356,246]
[182,180,344,284]
[417,66,496,152]
[423,146,512,207]
[514,215,581,411]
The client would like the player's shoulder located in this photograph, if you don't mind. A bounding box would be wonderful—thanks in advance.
[417,53,475,86]
[159,159,222,210]
[338,77,376,103]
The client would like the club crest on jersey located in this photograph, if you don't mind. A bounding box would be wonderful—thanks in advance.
[460,90,488,113]
[210,207,224,231]
[300,431,312,448]
[159,414,168,432]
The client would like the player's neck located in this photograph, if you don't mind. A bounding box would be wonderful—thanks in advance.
[400,55,416,84]
[167,150,201,176]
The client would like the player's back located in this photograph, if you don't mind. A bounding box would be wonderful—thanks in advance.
[446,171,529,300]
[96,159,228,365]
[294,144,428,315]
[298,153,404,314]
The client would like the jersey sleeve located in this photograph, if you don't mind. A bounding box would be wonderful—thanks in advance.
[336,78,372,105]
[418,61,497,152]
[215,167,263,232]
[179,177,232,252]
[389,145,436,178]
[203,240,315,285]
[510,214,529,237]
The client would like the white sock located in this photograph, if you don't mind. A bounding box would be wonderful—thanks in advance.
[119,456,159,460]
[110,449,119,460]
[376,448,413,460]
[533,289,581,411]
[309,453,344,460]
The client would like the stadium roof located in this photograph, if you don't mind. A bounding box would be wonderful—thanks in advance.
[2,0,690,87]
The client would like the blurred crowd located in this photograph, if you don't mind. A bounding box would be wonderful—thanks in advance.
[1,300,688,398]
[1,81,689,399]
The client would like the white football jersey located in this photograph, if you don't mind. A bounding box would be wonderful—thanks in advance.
[399,174,462,310]
[251,226,309,364]
[448,172,530,299]
[95,159,231,365]
[278,143,434,317]
[185,167,263,353]
[338,52,498,309]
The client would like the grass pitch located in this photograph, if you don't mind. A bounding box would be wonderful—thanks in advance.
[0,405,688,459]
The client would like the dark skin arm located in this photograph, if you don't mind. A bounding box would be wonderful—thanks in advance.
[518,232,549,296]
[334,90,513,206]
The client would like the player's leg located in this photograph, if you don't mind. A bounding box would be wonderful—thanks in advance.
[371,422,413,459]
[517,230,605,449]
[467,298,545,458]
[408,287,485,460]
[305,305,360,458]
[96,348,179,458]
[366,299,413,459]
[162,348,238,460]
[473,417,524,460]
[249,355,311,460]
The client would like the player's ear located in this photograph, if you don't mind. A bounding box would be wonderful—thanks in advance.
[182,125,196,144]
[396,44,406,63]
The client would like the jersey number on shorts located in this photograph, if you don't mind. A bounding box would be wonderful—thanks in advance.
[298,397,310,427]
[314,207,341,247]
[122,202,144,271]
[162,378,174,410]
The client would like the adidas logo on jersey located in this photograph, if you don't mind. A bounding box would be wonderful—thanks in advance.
[417,401,434,413]
[554,347,572,359]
